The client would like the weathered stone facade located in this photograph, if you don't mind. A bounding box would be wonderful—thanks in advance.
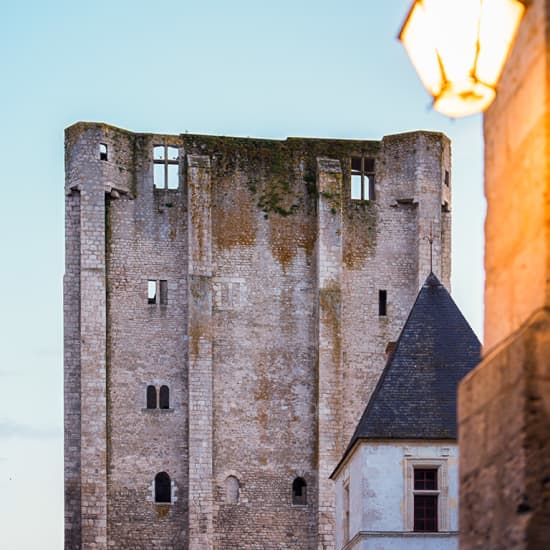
[64,122,451,549]
[458,0,550,548]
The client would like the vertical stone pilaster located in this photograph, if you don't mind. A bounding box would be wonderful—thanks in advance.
[187,155,214,550]
[413,132,451,290]
[64,189,81,549]
[80,182,107,549]
[316,158,343,550]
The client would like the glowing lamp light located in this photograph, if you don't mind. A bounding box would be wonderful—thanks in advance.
[399,0,527,118]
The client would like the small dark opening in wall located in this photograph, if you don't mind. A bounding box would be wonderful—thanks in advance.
[364,157,375,172]
[379,290,387,316]
[99,143,108,161]
[444,170,450,186]
[146,385,157,409]
[159,385,170,409]
[159,280,168,305]
[148,280,157,304]
[292,477,307,505]
[155,472,171,503]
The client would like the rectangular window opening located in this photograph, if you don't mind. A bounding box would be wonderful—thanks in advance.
[379,290,387,316]
[444,170,450,186]
[351,156,375,200]
[153,144,180,189]
[413,467,439,533]
[159,280,168,305]
[148,280,157,304]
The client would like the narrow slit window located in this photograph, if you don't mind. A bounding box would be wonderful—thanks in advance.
[154,144,180,189]
[350,157,375,200]
[146,385,157,409]
[159,280,168,305]
[148,280,157,304]
[343,483,350,543]
[159,385,170,409]
[292,477,307,506]
[444,170,450,186]
[154,472,172,503]
[379,290,387,316]
[99,143,108,161]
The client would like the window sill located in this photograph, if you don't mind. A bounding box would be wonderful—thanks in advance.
[141,408,174,414]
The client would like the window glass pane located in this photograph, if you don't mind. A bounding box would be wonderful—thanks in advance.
[364,157,375,172]
[414,468,438,490]
[351,174,362,199]
[414,495,438,532]
[167,164,179,189]
[154,164,165,188]
[167,146,179,160]
[154,146,165,160]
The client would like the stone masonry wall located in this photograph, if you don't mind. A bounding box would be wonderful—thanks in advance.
[64,123,451,549]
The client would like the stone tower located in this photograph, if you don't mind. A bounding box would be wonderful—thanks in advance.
[64,122,451,549]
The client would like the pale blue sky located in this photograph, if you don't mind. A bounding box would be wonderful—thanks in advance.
[0,1,484,547]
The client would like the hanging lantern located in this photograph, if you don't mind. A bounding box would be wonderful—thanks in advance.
[399,0,527,118]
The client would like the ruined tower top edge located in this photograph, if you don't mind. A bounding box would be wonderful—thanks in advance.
[65,120,450,146]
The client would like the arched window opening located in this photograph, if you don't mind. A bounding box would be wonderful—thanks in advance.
[146,385,157,409]
[155,472,171,503]
[159,385,170,409]
[225,475,240,504]
[292,477,307,506]
[99,143,108,161]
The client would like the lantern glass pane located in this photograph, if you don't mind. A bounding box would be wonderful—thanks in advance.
[422,0,481,84]
[400,2,443,96]
[434,80,495,117]
[476,0,525,87]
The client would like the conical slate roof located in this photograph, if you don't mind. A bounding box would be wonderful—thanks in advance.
[334,273,480,475]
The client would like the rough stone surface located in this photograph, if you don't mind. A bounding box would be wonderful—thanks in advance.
[458,1,550,548]
[458,309,550,550]
[64,122,451,549]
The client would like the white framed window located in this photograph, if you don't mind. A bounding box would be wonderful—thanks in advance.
[404,457,450,532]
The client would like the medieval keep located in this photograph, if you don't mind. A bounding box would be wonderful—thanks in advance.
[331,273,480,549]
[64,122,452,549]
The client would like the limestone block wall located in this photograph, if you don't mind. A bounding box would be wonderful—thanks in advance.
[483,0,548,351]
[459,1,550,548]
[64,123,451,549]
